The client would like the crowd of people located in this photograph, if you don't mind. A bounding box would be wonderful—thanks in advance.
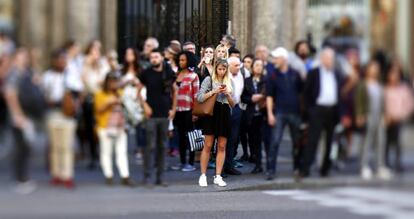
[0,33,413,192]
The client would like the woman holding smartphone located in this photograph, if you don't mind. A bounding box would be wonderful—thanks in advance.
[196,59,235,187]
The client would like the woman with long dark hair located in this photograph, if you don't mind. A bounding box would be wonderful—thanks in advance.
[197,44,215,83]
[241,58,266,173]
[173,51,200,172]
[120,48,146,159]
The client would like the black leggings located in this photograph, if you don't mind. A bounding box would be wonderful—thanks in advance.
[386,123,402,170]
[174,111,195,165]
[82,96,98,163]
[248,115,264,168]
[12,127,31,182]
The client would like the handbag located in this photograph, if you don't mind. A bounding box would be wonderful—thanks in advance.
[192,77,217,117]
[62,91,77,117]
[106,105,126,137]
[121,86,144,126]
[188,129,205,152]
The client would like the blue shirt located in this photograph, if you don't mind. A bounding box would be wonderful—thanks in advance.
[266,67,303,114]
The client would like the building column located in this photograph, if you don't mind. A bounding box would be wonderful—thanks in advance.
[250,0,307,53]
[100,0,118,52]
[396,0,411,74]
[67,0,100,47]
[411,2,414,76]
[15,0,49,70]
[48,0,68,50]
[229,0,251,56]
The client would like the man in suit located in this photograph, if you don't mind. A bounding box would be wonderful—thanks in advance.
[300,47,344,178]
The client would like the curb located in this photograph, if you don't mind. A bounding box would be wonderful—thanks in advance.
[225,177,401,192]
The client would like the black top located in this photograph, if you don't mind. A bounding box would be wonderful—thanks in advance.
[197,65,211,84]
[241,75,266,125]
[266,66,303,114]
[139,63,176,118]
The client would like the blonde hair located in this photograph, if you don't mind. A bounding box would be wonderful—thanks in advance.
[215,44,229,60]
[212,58,232,93]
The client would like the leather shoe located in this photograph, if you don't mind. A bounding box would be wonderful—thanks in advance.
[224,167,242,175]
[251,167,263,174]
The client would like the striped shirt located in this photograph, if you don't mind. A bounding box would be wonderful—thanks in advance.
[176,72,200,112]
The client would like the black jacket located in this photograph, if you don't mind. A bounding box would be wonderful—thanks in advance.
[304,67,344,122]
[241,76,266,126]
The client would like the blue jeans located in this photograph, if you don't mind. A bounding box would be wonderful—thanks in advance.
[267,113,301,174]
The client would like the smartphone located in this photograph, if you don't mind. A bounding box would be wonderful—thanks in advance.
[220,84,226,89]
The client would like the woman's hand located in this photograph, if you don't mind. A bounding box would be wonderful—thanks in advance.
[252,94,264,103]
[197,57,205,69]
[211,86,222,95]
[108,96,121,106]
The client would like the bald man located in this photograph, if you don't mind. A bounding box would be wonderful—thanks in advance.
[223,57,244,176]
[300,47,344,178]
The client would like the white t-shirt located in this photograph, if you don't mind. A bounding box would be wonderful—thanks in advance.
[42,70,65,103]
[82,63,107,94]
[65,56,84,92]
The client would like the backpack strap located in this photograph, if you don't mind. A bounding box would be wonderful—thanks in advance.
[240,67,246,79]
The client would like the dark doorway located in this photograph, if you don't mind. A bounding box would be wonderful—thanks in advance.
[117,0,229,54]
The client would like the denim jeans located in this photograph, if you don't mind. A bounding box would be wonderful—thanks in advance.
[143,118,168,180]
[267,113,301,174]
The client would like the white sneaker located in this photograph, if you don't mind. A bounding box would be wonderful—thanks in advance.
[213,175,227,187]
[361,166,373,180]
[14,181,37,195]
[199,174,208,187]
[377,166,393,180]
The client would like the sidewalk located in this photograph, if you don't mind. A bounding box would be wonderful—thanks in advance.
[1,125,413,194]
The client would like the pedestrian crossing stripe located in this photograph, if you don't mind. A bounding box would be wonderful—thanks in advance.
[263,187,414,219]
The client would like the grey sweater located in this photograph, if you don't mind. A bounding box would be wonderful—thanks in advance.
[196,76,230,104]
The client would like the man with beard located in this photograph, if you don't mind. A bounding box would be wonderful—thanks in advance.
[138,49,176,186]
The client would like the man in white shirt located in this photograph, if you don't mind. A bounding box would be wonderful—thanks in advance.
[229,48,251,162]
[316,67,338,107]
[64,41,84,93]
[224,57,244,176]
[42,50,77,188]
[300,47,343,178]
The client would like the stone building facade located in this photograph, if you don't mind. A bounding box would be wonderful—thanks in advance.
[0,0,412,74]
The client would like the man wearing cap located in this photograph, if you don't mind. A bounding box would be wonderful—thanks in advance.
[265,47,304,180]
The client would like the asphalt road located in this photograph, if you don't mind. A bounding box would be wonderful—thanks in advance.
[1,125,414,219]
[1,183,414,219]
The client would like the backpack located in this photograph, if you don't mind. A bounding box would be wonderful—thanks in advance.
[18,70,47,119]
[240,67,246,79]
